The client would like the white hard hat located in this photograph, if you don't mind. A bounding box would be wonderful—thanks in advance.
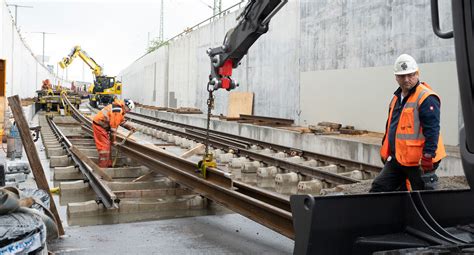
[124,99,135,110]
[393,54,418,75]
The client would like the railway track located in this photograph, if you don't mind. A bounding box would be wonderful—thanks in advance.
[64,96,295,239]
[125,109,382,189]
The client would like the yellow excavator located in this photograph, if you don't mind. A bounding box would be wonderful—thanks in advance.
[59,45,122,108]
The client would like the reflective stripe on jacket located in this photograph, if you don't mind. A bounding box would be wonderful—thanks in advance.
[93,100,126,130]
[380,83,446,166]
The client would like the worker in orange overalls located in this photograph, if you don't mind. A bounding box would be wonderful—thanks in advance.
[92,98,136,168]
[41,79,52,90]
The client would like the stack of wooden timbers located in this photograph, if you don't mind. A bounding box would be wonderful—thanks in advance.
[221,114,295,127]
[38,113,207,225]
[135,103,202,114]
[309,121,369,135]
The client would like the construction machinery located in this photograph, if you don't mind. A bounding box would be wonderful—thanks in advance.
[202,0,474,254]
[198,0,288,176]
[59,45,122,108]
[36,80,81,113]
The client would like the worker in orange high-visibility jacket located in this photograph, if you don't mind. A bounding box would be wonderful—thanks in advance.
[92,98,136,168]
[370,54,446,192]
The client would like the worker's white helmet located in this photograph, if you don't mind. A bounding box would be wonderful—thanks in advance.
[393,54,418,75]
[124,99,135,110]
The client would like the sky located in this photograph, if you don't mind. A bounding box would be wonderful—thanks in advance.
[6,0,243,82]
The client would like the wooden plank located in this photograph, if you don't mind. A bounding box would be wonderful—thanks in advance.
[0,97,5,133]
[227,92,253,118]
[0,60,6,133]
[8,95,65,235]
[0,60,5,97]
[317,121,342,130]
[240,114,294,125]
[180,143,205,159]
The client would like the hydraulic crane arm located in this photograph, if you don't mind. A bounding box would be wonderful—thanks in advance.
[207,0,288,91]
[198,0,287,177]
[58,45,103,77]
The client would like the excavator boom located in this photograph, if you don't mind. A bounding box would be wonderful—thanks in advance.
[59,45,103,77]
[58,45,122,108]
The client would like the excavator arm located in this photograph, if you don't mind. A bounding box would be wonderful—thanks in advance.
[207,0,288,91]
[59,45,103,77]
[58,45,121,108]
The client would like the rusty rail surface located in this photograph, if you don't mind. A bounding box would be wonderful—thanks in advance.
[128,111,382,174]
[127,112,360,185]
[64,96,295,239]
[47,116,119,209]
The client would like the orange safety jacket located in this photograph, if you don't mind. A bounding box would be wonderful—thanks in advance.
[380,83,446,166]
[93,100,126,131]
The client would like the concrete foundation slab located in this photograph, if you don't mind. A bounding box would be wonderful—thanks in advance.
[67,195,205,217]
[50,155,72,167]
[60,180,89,193]
[47,148,66,157]
[104,166,148,178]
[77,148,99,157]
[48,214,293,254]
[54,166,82,180]
[106,179,175,191]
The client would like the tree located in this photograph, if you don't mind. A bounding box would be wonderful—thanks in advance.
[146,38,168,53]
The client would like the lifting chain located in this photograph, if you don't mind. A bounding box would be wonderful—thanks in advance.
[204,90,214,156]
[197,89,217,178]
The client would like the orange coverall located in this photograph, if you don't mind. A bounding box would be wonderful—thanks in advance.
[92,100,126,167]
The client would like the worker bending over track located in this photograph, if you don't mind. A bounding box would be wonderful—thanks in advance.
[92,98,136,168]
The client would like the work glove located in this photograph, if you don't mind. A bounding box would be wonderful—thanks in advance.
[420,154,434,173]
[124,124,136,132]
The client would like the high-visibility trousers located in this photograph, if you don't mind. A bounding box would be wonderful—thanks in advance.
[92,123,111,168]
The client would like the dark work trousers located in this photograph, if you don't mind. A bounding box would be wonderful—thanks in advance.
[369,158,439,192]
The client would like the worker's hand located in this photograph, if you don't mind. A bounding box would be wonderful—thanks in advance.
[111,133,116,144]
[420,154,434,172]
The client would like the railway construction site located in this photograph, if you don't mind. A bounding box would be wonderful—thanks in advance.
[2,0,474,254]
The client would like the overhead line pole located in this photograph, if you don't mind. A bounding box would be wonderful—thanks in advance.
[160,0,164,41]
[31,31,55,65]
[6,4,33,26]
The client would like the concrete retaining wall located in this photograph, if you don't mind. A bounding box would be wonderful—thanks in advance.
[136,107,463,177]
[0,0,57,98]
[119,0,460,145]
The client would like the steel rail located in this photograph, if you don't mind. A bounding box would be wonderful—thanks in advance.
[128,111,383,174]
[129,117,248,149]
[127,113,358,185]
[64,96,294,238]
[116,139,294,238]
[47,116,118,208]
